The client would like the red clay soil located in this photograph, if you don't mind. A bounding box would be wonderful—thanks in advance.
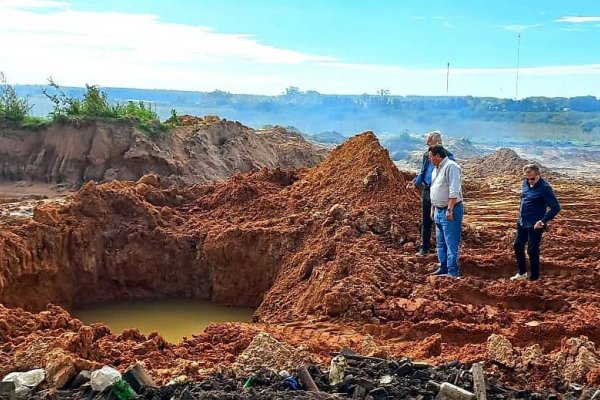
[1,133,599,391]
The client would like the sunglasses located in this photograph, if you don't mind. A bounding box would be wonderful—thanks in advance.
[526,177,538,182]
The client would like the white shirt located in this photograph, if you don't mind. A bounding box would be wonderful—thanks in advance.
[430,157,463,208]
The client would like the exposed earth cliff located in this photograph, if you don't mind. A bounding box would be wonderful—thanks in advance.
[0,116,328,185]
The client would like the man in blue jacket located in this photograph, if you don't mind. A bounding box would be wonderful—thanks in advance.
[511,164,561,281]
[406,131,454,256]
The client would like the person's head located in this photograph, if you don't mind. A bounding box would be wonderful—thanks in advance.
[426,130,443,146]
[523,164,541,186]
[428,145,448,166]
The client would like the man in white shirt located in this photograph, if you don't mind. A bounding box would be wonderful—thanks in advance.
[428,145,463,278]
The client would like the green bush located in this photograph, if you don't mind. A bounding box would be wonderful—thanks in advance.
[43,79,169,137]
[0,72,33,122]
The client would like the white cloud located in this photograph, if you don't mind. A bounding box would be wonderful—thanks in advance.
[0,0,67,8]
[0,1,598,98]
[0,0,335,73]
[499,23,543,32]
[555,16,600,23]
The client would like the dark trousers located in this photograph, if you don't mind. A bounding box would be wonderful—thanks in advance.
[421,188,432,252]
[513,224,544,280]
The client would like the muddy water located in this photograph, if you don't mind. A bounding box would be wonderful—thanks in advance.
[73,299,255,343]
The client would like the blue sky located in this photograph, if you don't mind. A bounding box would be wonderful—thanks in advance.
[1,0,599,97]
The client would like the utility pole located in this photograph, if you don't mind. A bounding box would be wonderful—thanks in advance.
[515,33,521,100]
[446,62,450,96]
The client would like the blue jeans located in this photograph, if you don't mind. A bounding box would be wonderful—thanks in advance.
[434,202,464,276]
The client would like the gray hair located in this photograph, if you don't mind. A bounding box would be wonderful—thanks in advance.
[523,164,541,174]
[427,130,443,145]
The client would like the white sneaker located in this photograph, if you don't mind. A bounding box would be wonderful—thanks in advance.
[510,272,528,281]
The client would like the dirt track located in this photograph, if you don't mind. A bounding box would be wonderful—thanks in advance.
[0,132,599,391]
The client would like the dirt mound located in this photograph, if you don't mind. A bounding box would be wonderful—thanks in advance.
[0,131,599,392]
[445,137,482,160]
[0,118,328,186]
[462,147,543,178]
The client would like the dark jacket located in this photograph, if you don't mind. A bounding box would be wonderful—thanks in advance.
[518,177,561,228]
[413,151,455,189]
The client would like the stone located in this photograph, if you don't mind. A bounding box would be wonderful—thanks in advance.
[486,334,516,368]
[231,332,312,376]
[123,363,157,393]
[0,381,16,400]
[553,336,600,383]
[327,204,347,220]
[520,344,544,367]
[67,370,91,389]
[45,349,77,388]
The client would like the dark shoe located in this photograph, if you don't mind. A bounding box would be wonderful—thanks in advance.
[415,248,429,256]
[435,273,461,279]
[430,268,448,276]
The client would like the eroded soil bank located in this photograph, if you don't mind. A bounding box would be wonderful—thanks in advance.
[1,132,599,394]
[0,116,327,185]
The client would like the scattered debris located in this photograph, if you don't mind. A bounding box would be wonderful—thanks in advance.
[232,332,312,377]
[90,366,121,392]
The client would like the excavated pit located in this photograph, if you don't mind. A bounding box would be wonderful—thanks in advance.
[1,132,600,392]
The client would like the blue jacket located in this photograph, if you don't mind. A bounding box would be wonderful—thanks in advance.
[413,151,455,188]
[518,177,561,228]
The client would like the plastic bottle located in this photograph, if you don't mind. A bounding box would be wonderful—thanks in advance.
[111,379,137,400]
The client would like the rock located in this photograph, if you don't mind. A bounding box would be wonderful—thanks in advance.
[438,382,476,400]
[136,174,160,187]
[486,334,516,368]
[414,334,442,358]
[231,332,312,377]
[44,349,77,388]
[362,167,382,190]
[67,370,91,389]
[133,339,159,355]
[554,336,600,383]
[2,369,45,388]
[0,381,16,400]
[327,204,347,220]
[329,355,346,386]
[520,344,544,368]
[122,363,157,393]
[90,366,121,392]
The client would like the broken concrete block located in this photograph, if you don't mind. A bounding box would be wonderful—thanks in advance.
[67,370,91,389]
[123,363,157,393]
[486,334,516,368]
[438,382,476,400]
[0,381,16,400]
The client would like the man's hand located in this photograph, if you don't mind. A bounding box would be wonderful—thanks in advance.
[430,208,434,221]
[406,182,416,189]
[446,209,454,221]
[534,220,545,229]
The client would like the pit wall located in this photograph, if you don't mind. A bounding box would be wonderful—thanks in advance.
[0,182,298,311]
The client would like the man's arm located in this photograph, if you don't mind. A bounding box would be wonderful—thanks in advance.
[541,185,561,224]
[410,154,428,187]
[446,164,462,220]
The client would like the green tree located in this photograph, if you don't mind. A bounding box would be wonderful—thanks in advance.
[0,72,33,122]
[284,86,302,96]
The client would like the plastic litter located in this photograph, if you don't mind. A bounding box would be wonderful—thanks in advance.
[111,379,136,400]
[2,369,45,388]
[90,366,121,392]
[328,355,346,386]
[243,376,254,388]
[282,376,301,390]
